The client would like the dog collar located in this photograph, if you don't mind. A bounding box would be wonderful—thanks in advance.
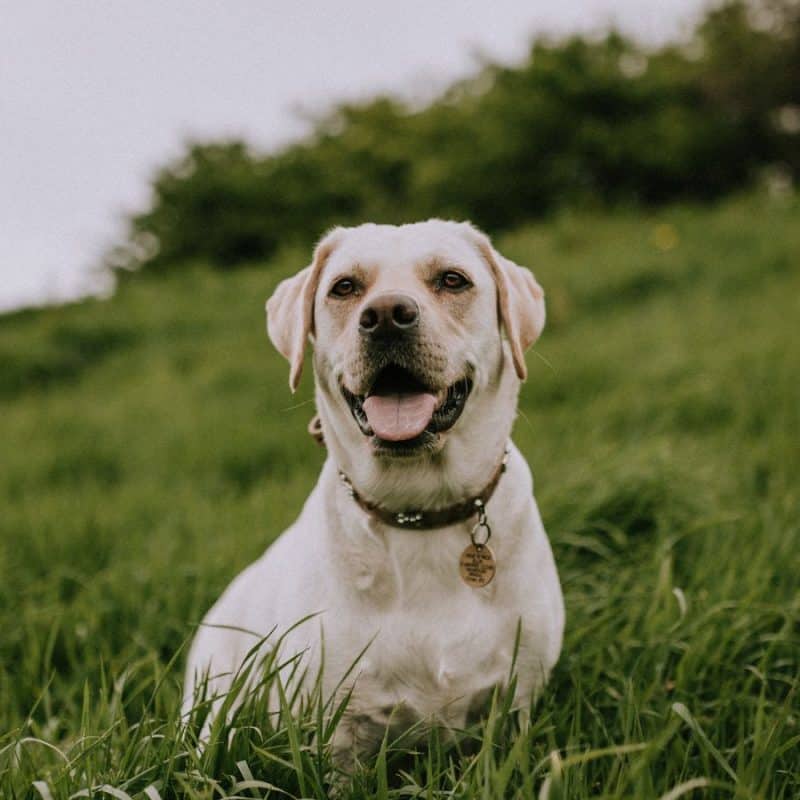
[337,444,510,531]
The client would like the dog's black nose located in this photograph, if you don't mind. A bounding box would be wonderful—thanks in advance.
[359,293,419,336]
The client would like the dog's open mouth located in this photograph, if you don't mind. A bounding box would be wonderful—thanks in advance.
[341,365,472,446]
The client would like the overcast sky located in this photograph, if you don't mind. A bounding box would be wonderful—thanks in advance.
[0,0,705,312]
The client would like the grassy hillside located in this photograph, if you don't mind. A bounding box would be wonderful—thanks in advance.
[1,194,799,798]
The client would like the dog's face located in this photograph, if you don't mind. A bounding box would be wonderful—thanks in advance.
[314,223,502,459]
[267,221,545,476]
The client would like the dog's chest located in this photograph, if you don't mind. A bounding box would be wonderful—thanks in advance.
[342,531,519,724]
[351,601,515,726]
[322,504,529,726]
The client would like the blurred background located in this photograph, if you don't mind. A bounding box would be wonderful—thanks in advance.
[2,1,799,796]
[2,0,798,306]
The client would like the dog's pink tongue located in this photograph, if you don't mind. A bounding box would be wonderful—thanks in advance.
[362,393,437,441]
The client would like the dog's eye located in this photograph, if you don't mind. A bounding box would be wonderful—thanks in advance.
[330,278,357,297]
[438,271,471,292]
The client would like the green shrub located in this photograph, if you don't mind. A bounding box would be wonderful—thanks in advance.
[112,1,800,273]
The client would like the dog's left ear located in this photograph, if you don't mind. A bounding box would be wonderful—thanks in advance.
[468,227,545,381]
[266,228,343,392]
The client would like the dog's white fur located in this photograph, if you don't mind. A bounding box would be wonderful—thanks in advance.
[183,220,564,762]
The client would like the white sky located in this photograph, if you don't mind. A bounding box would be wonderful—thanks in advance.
[0,0,704,312]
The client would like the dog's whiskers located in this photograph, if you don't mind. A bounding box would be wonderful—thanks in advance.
[281,398,316,411]
[516,406,535,432]
[530,348,556,373]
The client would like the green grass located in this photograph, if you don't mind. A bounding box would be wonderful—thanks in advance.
[1,193,799,798]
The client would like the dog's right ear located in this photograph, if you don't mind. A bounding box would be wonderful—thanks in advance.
[266,229,343,392]
[461,223,545,382]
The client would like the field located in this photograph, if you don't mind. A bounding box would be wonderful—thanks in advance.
[1,193,799,798]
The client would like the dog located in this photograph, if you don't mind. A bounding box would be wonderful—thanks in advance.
[183,220,564,765]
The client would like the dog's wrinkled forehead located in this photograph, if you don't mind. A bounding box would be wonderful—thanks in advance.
[321,221,490,285]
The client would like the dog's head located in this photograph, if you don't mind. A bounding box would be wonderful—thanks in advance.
[266,221,544,492]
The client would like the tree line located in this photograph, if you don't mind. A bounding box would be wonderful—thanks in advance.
[111,1,800,273]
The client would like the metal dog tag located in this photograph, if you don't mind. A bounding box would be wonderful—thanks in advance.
[459,543,496,588]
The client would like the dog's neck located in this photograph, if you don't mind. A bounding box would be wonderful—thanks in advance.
[337,442,510,528]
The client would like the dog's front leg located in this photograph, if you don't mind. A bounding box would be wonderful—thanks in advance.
[510,655,553,732]
[329,706,388,774]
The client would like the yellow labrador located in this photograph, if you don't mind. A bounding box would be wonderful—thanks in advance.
[184,220,564,763]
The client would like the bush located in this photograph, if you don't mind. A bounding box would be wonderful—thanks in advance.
[111,0,800,273]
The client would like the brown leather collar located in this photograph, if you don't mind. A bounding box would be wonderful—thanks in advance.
[337,445,510,530]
